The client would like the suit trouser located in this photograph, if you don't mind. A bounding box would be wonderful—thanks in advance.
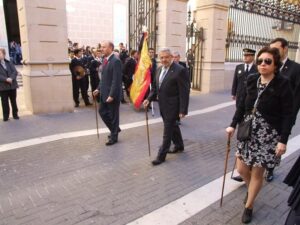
[72,78,89,105]
[158,117,184,159]
[0,89,18,119]
[90,73,100,92]
[99,100,120,141]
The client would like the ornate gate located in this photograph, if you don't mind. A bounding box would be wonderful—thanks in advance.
[226,0,300,62]
[128,0,158,51]
[186,9,204,91]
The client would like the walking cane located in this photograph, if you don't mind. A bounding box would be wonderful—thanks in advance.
[220,133,231,207]
[145,107,151,157]
[93,96,99,139]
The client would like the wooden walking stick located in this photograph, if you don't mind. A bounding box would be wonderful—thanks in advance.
[220,133,231,207]
[145,107,151,157]
[93,96,99,139]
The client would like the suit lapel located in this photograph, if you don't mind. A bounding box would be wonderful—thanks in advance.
[160,62,175,89]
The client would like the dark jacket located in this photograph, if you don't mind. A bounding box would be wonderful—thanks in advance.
[231,63,258,106]
[0,59,18,91]
[148,62,190,120]
[89,57,101,75]
[280,59,300,125]
[98,54,122,102]
[70,57,84,79]
[230,73,294,144]
[122,57,136,80]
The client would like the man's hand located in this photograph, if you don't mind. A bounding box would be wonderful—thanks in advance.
[232,96,236,100]
[179,113,186,118]
[6,78,12,84]
[93,90,99,96]
[76,76,81,80]
[143,99,150,109]
[106,96,114,103]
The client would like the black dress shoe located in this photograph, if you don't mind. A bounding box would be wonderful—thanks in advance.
[152,158,165,166]
[105,139,117,146]
[241,208,253,224]
[232,175,244,182]
[85,102,93,106]
[265,169,274,182]
[3,118,9,122]
[108,128,121,139]
[13,116,19,120]
[167,146,184,154]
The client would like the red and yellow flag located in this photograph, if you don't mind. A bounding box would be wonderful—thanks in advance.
[130,32,152,109]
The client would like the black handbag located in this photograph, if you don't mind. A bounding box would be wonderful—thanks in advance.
[236,77,268,141]
[237,116,253,141]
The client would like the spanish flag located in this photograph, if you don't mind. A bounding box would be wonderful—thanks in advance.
[130,32,152,109]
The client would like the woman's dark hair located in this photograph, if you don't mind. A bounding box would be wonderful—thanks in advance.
[256,46,282,75]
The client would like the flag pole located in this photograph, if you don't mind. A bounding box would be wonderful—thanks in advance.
[93,96,99,139]
[145,107,151,157]
[220,133,231,207]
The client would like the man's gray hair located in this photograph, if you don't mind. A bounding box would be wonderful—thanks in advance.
[159,47,172,55]
[173,51,180,57]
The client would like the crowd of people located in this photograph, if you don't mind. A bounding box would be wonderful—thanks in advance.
[1,36,300,224]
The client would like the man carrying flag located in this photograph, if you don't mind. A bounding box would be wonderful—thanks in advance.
[130,32,152,109]
[143,48,190,166]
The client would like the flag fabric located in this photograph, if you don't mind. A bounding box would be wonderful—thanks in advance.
[130,32,152,109]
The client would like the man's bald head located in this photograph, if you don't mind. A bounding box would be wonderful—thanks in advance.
[101,41,114,57]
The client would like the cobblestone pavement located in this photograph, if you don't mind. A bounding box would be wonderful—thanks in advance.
[0,91,299,225]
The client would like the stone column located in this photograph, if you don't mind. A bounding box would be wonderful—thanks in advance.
[17,0,73,114]
[156,0,188,58]
[0,0,9,56]
[193,0,229,93]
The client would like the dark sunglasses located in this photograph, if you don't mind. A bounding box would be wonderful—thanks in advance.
[257,58,273,65]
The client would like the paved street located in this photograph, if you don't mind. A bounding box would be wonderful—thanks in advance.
[0,89,299,225]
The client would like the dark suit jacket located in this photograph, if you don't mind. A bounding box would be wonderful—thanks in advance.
[280,59,300,124]
[179,61,187,68]
[230,73,294,144]
[231,63,258,106]
[98,54,122,102]
[122,57,136,80]
[148,62,190,121]
[70,57,84,79]
[0,59,18,91]
[89,57,101,75]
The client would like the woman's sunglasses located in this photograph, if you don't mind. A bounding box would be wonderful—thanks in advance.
[257,58,273,65]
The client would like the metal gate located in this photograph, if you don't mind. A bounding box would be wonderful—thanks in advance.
[128,0,158,52]
[226,0,300,62]
[186,9,204,91]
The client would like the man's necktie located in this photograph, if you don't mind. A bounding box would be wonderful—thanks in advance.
[245,64,249,75]
[103,58,108,66]
[159,68,167,88]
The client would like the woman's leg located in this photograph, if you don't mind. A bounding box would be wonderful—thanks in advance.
[236,157,251,187]
[245,166,265,209]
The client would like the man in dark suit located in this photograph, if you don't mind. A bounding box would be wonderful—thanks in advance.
[143,48,190,165]
[265,38,300,182]
[93,41,122,146]
[230,48,257,182]
[89,48,101,92]
[0,48,19,121]
[122,50,138,97]
[173,51,187,68]
[70,49,91,107]
[231,48,258,108]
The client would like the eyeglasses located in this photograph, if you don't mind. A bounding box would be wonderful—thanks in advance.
[257,58,273,65]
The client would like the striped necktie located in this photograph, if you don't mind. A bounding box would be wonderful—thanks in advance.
[159,68,167,88]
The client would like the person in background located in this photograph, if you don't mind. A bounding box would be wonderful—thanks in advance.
[0,48,19,121]
[122,50,138,98]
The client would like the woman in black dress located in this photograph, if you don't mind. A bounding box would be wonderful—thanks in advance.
[226,47,294,224]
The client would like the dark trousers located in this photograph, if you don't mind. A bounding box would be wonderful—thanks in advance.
[99,100,120,141]
[0,89,18,119]
[158,116,184,160]
[72,78,89,105]
[90,73,100,92]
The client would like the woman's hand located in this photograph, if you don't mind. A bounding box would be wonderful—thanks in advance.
[275,142,287,157]
[226,127,235,138]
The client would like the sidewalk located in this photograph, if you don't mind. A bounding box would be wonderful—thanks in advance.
[0,91,299,225]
